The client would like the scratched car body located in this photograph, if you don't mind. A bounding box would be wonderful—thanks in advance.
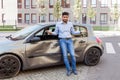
[0,23,104,78]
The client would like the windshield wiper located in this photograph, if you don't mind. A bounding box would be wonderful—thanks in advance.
[6,35,20,40]
[6,35,12,39]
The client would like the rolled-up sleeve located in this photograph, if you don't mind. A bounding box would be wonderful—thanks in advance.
[51,24,59,35]
[70,24,80,34]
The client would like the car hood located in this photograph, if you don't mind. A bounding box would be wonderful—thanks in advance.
[0,38,25,54]
[0,38,14,46]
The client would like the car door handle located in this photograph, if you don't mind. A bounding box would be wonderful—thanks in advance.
[79,40,85,43]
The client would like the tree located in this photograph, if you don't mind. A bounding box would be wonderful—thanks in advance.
[53,0,62,21]
[110,3,120,28]
[87,5,96,24]
[72,0,82,23]
[36,0,47,22]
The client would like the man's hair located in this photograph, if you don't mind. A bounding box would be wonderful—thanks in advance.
[62,12,69,16]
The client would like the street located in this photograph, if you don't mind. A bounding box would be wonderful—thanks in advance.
[87,36,120,80]
[0,32,120,80]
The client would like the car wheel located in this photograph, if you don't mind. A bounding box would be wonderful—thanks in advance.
[84,48,101,66]
[0,54,21,79]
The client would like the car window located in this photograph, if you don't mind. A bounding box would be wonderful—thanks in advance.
[35,29,44,36]
[35,25,58,40]
[73,25,88,37]
[43,26,58,40]
[44,26,55,35]
[11,25,43,40]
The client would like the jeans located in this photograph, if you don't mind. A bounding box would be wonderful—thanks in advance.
[59,38,76,72]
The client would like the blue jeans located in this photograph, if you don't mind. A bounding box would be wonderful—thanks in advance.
[59,38,76,72]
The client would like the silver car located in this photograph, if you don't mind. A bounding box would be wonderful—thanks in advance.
[0,23,104,79]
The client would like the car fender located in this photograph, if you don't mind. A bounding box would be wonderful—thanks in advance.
[80,44,103,61]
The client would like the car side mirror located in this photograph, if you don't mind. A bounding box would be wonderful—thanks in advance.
[30,37,40,43]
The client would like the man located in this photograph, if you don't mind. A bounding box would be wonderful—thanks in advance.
[46,12,80,76]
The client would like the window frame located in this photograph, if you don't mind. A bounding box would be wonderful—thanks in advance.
[18,0,22,8]
[91,0,97,8]
[49,13,54,22]
[40,14,46,22]
[82,0,87,8]
[31,13,37,24]
[100,0,108,8]
[31,0,37,8]
[82,13,87,24]
[73,25,88,38]
[24,13,30,24]
[100,13,108,24]
[49,0,54,8]
[90,16,96,24]
[24,0,30,9]
[18,13,22,23]
[111,0,120,7]
[34,25,58,41]
[61,0,70,8]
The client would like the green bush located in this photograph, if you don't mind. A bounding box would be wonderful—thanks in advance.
[0,25,21,31]
[0,25,13,28]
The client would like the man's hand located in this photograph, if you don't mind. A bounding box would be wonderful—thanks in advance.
[45,30,52,35]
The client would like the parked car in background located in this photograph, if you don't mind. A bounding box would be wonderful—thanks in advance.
[0,23,104,79]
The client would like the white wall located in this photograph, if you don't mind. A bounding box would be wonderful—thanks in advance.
[0,0,17,26]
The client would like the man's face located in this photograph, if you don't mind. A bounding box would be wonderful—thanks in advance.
[62,15,69,23]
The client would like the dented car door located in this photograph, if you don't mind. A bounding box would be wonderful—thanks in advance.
[25,26,62,68]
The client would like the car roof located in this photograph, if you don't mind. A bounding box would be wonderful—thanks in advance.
[37,22,92,29]
[37,22,94,37]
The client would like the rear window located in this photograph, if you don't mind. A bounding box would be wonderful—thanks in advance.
[73,25,88,37]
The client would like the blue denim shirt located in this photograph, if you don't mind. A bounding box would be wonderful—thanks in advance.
[52,21,80,38]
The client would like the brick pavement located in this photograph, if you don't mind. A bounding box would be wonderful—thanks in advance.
[2,65,89,80]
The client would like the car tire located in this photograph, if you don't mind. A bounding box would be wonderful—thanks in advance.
[84,48,101,66]
[0,54,21,79]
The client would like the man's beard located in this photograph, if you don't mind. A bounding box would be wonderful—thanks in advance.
[63,20,68,23]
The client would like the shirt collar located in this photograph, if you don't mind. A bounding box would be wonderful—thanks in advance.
[60,21,68,24]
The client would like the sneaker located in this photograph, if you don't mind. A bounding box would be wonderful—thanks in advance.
[67,71,72,76]
[73,70,78,75]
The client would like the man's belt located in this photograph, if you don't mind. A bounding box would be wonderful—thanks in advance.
[59,38,71,40]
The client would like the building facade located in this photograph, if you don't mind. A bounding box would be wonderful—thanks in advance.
[0,0,120,27]
[0,0,17,26]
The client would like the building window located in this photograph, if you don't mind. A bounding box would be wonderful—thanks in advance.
[25,0,30,9]
[18,13,22,23]
[1,0,3,8]
[38,0,45,8]
[91,0,96,7]
[40,14,46,22]
[25,14,30,24]
[49,0,54,8]
[18,0,22,8]
[101,0,108,7]
[49,13,54,22]
[82,13,87,24]
[100,13,108,24]
[31,0,37,8]
[90,16,96,24]
[31,13,37,24]
[83,0,87,7]
[111,0,120,7]
[61,0,70,8]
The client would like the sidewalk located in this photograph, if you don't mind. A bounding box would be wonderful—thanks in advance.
[94,31,120,37]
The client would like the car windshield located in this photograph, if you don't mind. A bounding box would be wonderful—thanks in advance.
[11,24,43,40]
